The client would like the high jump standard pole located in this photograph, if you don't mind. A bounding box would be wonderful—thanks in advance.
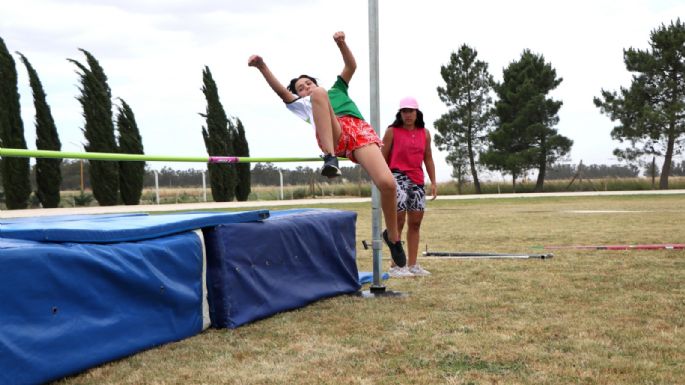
[368,0,388,294]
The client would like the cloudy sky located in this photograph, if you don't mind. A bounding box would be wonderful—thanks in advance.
[1,0,683,182]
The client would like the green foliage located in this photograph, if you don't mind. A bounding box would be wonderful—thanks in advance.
[546,163,639,179]
[73,190,94,206]
[482,49,572,192]
[69,49,119,205]
[200,66,237,202]
[594,18,685,189]
[0,37,31,209]
[28,191,41,208]
[116,99,145,205]
[434,44,495,194]
[17,51,62,208]
[233,118,251,201]
[445,149,470,194]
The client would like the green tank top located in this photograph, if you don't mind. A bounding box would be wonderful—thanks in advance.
[328,76,364,120]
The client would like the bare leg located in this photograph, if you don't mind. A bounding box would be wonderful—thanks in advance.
[352,145,400,242]
[310,87,341,154]
[406,211,424,266]
[397,210,407,236]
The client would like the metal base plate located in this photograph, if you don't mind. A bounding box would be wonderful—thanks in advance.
[352,287,408,298]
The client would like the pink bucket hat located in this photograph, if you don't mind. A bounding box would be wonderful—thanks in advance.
[399,96,419,110]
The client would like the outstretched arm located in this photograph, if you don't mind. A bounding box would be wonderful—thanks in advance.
[248,55,297,103]
[333,31,356,84]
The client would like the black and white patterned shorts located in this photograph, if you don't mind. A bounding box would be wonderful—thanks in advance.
[392,170,426,212]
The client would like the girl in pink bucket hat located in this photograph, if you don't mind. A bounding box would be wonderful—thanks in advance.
[248,31,407,268]
[382,97,437,277]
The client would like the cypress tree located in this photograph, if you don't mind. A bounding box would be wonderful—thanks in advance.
[116,98,145,205]
[68,49,118,206]
[200,66,236,202]
[233,118,251,201]
[17,52,62,208]
[0,37,31,209]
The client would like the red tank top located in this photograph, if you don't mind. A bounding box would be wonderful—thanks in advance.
[388,126,426,185]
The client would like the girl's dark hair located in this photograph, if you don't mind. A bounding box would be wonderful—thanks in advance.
[389,109,425,128]
[287,75,318,95]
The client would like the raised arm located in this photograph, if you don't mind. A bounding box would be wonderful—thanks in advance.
[333,31,356,84]
[248,55,297,103]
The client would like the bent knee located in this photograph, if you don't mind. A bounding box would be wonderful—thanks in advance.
[377,175,397,193]
[310,87,329,100]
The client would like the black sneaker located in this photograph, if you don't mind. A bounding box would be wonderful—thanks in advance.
[321,154,342,178]
[382,229,407,267]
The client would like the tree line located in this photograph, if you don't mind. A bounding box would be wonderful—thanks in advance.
[49,161,372,190]
[2,18,683,208]
[434,18,684,192]
[0,39,250,209]
[46,159,685,192]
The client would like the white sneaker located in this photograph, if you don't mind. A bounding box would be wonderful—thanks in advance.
[408,264,431,276]
[388,266,414,278]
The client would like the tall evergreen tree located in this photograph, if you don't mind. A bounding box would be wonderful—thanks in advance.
[68,49,119,205]
[481,49,572,191]
[594,19,685,189]
[446,148,470,194]
[116,98,145,205]
[17,52,62,208]
[233,118,251,201]
[200,66,236,202]
[0,37,31,209]
[434,45,495,193]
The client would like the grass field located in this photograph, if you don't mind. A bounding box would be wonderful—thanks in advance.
[55,194,685,385]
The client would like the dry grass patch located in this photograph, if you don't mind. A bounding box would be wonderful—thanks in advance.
[54,194,685,385]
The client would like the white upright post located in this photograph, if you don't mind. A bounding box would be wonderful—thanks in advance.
[202,171,207,202]
[364,0,405,298]
[368,0,384,291]
[154,170,160,205]
[278,170,284,200]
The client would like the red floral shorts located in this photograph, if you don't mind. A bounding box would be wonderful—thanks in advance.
[316,115,382,163]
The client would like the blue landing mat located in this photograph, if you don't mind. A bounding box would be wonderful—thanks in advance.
[0,213,146,224]
[0,231,206,385]
[0,208,362,383]
[0,210,269,243]
[204,209,361,328]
